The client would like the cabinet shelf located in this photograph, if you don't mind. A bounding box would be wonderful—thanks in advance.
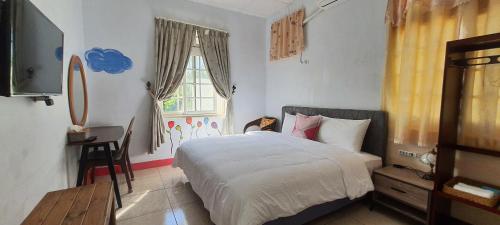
[435,191,500,216]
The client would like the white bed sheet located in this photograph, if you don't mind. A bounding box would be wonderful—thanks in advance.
[174,131,375,225]
[357,152,383,174]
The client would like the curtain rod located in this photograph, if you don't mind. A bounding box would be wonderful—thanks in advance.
[155,17,229,34]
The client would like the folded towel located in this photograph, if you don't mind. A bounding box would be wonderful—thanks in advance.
[481,186,500,196]
[453,182,495,199]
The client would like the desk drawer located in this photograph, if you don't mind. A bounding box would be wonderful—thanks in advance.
[373,174,429,211]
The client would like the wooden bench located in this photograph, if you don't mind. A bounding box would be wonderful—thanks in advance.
[22,182,116,225]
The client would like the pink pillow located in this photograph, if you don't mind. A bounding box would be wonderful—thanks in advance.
[292,113,321,140]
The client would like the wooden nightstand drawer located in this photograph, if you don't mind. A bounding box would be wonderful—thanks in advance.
[374,173,429,211]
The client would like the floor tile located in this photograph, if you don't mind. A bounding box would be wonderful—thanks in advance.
[117,189,171,221]
[118,209,177,225]
[95,173,127,184]
[131,167,161,178]
[107,166,422,225]
[159,166,189,188]
[166,183,201,208]
[346,203,419,225]
[172,202,214,225]
[119,174,165,197]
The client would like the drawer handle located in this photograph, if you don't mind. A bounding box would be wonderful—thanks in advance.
[390,187,407,194]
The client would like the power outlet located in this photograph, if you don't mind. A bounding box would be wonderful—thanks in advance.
[399,150,418,158]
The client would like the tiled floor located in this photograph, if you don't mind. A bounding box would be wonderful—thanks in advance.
[96,166,420,225]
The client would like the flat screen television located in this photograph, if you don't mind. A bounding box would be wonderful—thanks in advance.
[0,0,64,97]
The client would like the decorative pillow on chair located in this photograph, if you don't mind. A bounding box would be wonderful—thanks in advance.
[292,114,321,140]
[259,118,277,130]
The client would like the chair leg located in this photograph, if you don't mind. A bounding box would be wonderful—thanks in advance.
[83,164,93,185]
[121,160,133,193]
[126,153,134,181]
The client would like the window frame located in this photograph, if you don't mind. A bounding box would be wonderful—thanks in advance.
[162,37,220,117]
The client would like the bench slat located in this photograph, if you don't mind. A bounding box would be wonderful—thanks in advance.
[83,182,113,225]
[21,190,65,225]
[62,184,97,225]
[42,187,81,225]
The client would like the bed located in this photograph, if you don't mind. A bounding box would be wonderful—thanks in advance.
[174,106,388,225]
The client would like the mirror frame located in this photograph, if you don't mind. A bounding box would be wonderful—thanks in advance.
[68,55,88,126]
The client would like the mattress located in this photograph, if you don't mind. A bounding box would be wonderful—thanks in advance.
[357,152,383,174]
[174,131,375,225]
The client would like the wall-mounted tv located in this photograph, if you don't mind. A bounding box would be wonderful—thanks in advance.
[0,0,64,97]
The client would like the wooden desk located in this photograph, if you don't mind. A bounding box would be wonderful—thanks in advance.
[68,126,124,208]
[21,182,116,225]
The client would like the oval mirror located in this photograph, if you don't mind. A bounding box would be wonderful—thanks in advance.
[68,55,88,126]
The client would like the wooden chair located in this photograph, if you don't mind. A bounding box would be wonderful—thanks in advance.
[121,117,135,181]
[86,117,135,193]
[243,117,278,133]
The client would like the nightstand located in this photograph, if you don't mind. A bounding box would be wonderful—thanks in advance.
[372,166,434,224]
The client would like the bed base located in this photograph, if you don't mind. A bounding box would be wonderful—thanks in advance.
[263,195,368,225]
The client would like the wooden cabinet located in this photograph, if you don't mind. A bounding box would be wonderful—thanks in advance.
[430,33,500,225]
[372,166,434,224]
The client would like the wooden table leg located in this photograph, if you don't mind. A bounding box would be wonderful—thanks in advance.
[76,145,90,186]
[110,198,117,225]
[104,143,122,208]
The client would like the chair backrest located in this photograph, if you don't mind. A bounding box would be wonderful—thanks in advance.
[126,116,135,135]
[116,117,134,158]
[116,130,132,159]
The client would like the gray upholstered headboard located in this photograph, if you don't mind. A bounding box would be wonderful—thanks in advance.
[282,106,388,163]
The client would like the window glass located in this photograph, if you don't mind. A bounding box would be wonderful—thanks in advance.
[163,34,221,116]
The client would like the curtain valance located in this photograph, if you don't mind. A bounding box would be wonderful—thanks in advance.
[270,9,305,61]
[385,0,473,27]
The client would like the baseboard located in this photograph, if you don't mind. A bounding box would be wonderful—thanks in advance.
[93,158,174,176]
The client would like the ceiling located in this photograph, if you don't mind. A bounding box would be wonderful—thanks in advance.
[185,0,294,18]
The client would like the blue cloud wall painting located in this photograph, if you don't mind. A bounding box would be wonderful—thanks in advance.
[85,48,133,74]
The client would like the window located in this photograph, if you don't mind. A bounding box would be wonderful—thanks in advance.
[163,36,224,116]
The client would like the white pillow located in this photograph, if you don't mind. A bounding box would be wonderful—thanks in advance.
[317,116,371,152]
[281,113,296,135]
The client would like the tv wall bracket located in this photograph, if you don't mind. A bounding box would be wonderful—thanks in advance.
[32,96,54,106]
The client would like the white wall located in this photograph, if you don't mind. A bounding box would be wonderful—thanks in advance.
[265,0,388,118]
[82,0,267,163]
[0,0,85,224]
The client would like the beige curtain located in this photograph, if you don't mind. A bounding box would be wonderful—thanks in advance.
[458,1,500,150]
[196,28,233,134]
[270,9,305,61]
[382,0,500,148]
[150,18,195,153]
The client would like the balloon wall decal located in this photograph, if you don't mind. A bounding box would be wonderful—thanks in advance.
[175,125,183,146]
[186,116,195,140]
[163,117,222,155]
[166,121,175,154]
[211,122,221,135]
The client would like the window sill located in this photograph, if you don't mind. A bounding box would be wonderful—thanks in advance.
[163,113,220,118]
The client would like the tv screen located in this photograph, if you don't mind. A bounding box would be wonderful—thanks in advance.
[0,0,64,97]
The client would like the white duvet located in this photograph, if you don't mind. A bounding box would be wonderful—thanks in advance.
[173,131,374,225]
